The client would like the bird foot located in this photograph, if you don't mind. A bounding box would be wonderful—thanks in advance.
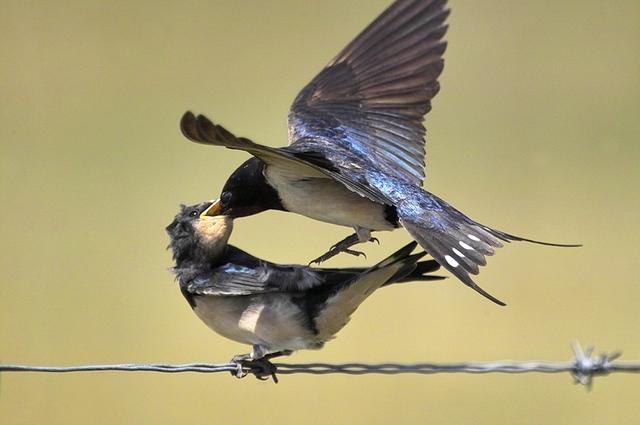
[310,233,377,264]
[230,354,279,383]
[343,249,367,258]
[310,246,365,264]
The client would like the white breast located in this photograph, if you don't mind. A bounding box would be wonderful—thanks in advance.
[265,169,394,231]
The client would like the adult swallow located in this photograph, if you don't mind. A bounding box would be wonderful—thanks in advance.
[166,202,443,378]
[179,0,578,305]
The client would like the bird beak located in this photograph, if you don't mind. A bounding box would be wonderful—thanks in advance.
[200,199,222,218]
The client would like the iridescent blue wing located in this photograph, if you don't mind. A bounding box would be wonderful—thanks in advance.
[288,0,449,186]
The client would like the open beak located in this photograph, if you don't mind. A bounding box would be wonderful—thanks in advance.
[200,199,222,218]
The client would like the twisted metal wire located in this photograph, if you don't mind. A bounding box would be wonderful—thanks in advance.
[2,342,638,388]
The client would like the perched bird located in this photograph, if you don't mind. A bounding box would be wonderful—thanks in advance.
[166,202,443,377]
[180,0,578,305]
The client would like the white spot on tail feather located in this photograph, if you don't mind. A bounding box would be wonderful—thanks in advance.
[459,241,474,250]
[452,248,465,258]
[445,255,459,268]
[468,234,481,242]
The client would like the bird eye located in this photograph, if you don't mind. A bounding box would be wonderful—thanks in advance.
[220,191,232,206]
[189,210,199,217]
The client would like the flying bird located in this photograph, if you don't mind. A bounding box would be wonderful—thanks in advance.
[166,202,443,379]
[180,0,578,305]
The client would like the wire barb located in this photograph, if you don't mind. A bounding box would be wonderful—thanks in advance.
[569,341,623,390]
[1,342,639,388]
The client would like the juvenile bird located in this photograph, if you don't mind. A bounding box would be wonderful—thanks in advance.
[180,0,578,305]
[166,202,443,378]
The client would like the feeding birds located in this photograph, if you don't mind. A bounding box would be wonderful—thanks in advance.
[179,0,578,306]
[166,202,443,380]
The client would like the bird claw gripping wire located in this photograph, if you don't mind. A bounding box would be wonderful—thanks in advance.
[570,341,621,390]
[230,357,279,383]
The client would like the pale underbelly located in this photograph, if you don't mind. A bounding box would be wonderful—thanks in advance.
[191,294,322,353]
[265,172,395,231]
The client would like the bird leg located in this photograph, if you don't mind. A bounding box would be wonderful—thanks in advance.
[230,346,292,383]
[310,228,378,264]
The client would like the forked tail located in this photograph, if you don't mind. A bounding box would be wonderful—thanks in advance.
[398,190,581,306]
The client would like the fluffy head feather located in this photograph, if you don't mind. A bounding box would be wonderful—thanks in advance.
[166,202,233,266]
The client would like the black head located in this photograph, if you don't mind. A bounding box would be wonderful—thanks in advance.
[208,157,284,218]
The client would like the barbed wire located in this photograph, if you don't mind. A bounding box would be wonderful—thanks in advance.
[2,342,639,388]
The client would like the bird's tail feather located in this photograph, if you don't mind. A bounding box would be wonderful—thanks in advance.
[369,241,431,286]
[374,241,421,268]
[398,190,580,306]
[380,242,445,285]
[314,242,424,340]
[392,259,446,284]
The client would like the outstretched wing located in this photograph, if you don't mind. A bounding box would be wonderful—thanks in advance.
[180,111,390,204]
[288,0,449,186]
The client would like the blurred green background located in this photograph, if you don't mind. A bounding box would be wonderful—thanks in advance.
[1,0,639,424]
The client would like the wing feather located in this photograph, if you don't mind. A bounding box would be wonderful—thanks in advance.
[180,111,390,205]
[288,0,449,186]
